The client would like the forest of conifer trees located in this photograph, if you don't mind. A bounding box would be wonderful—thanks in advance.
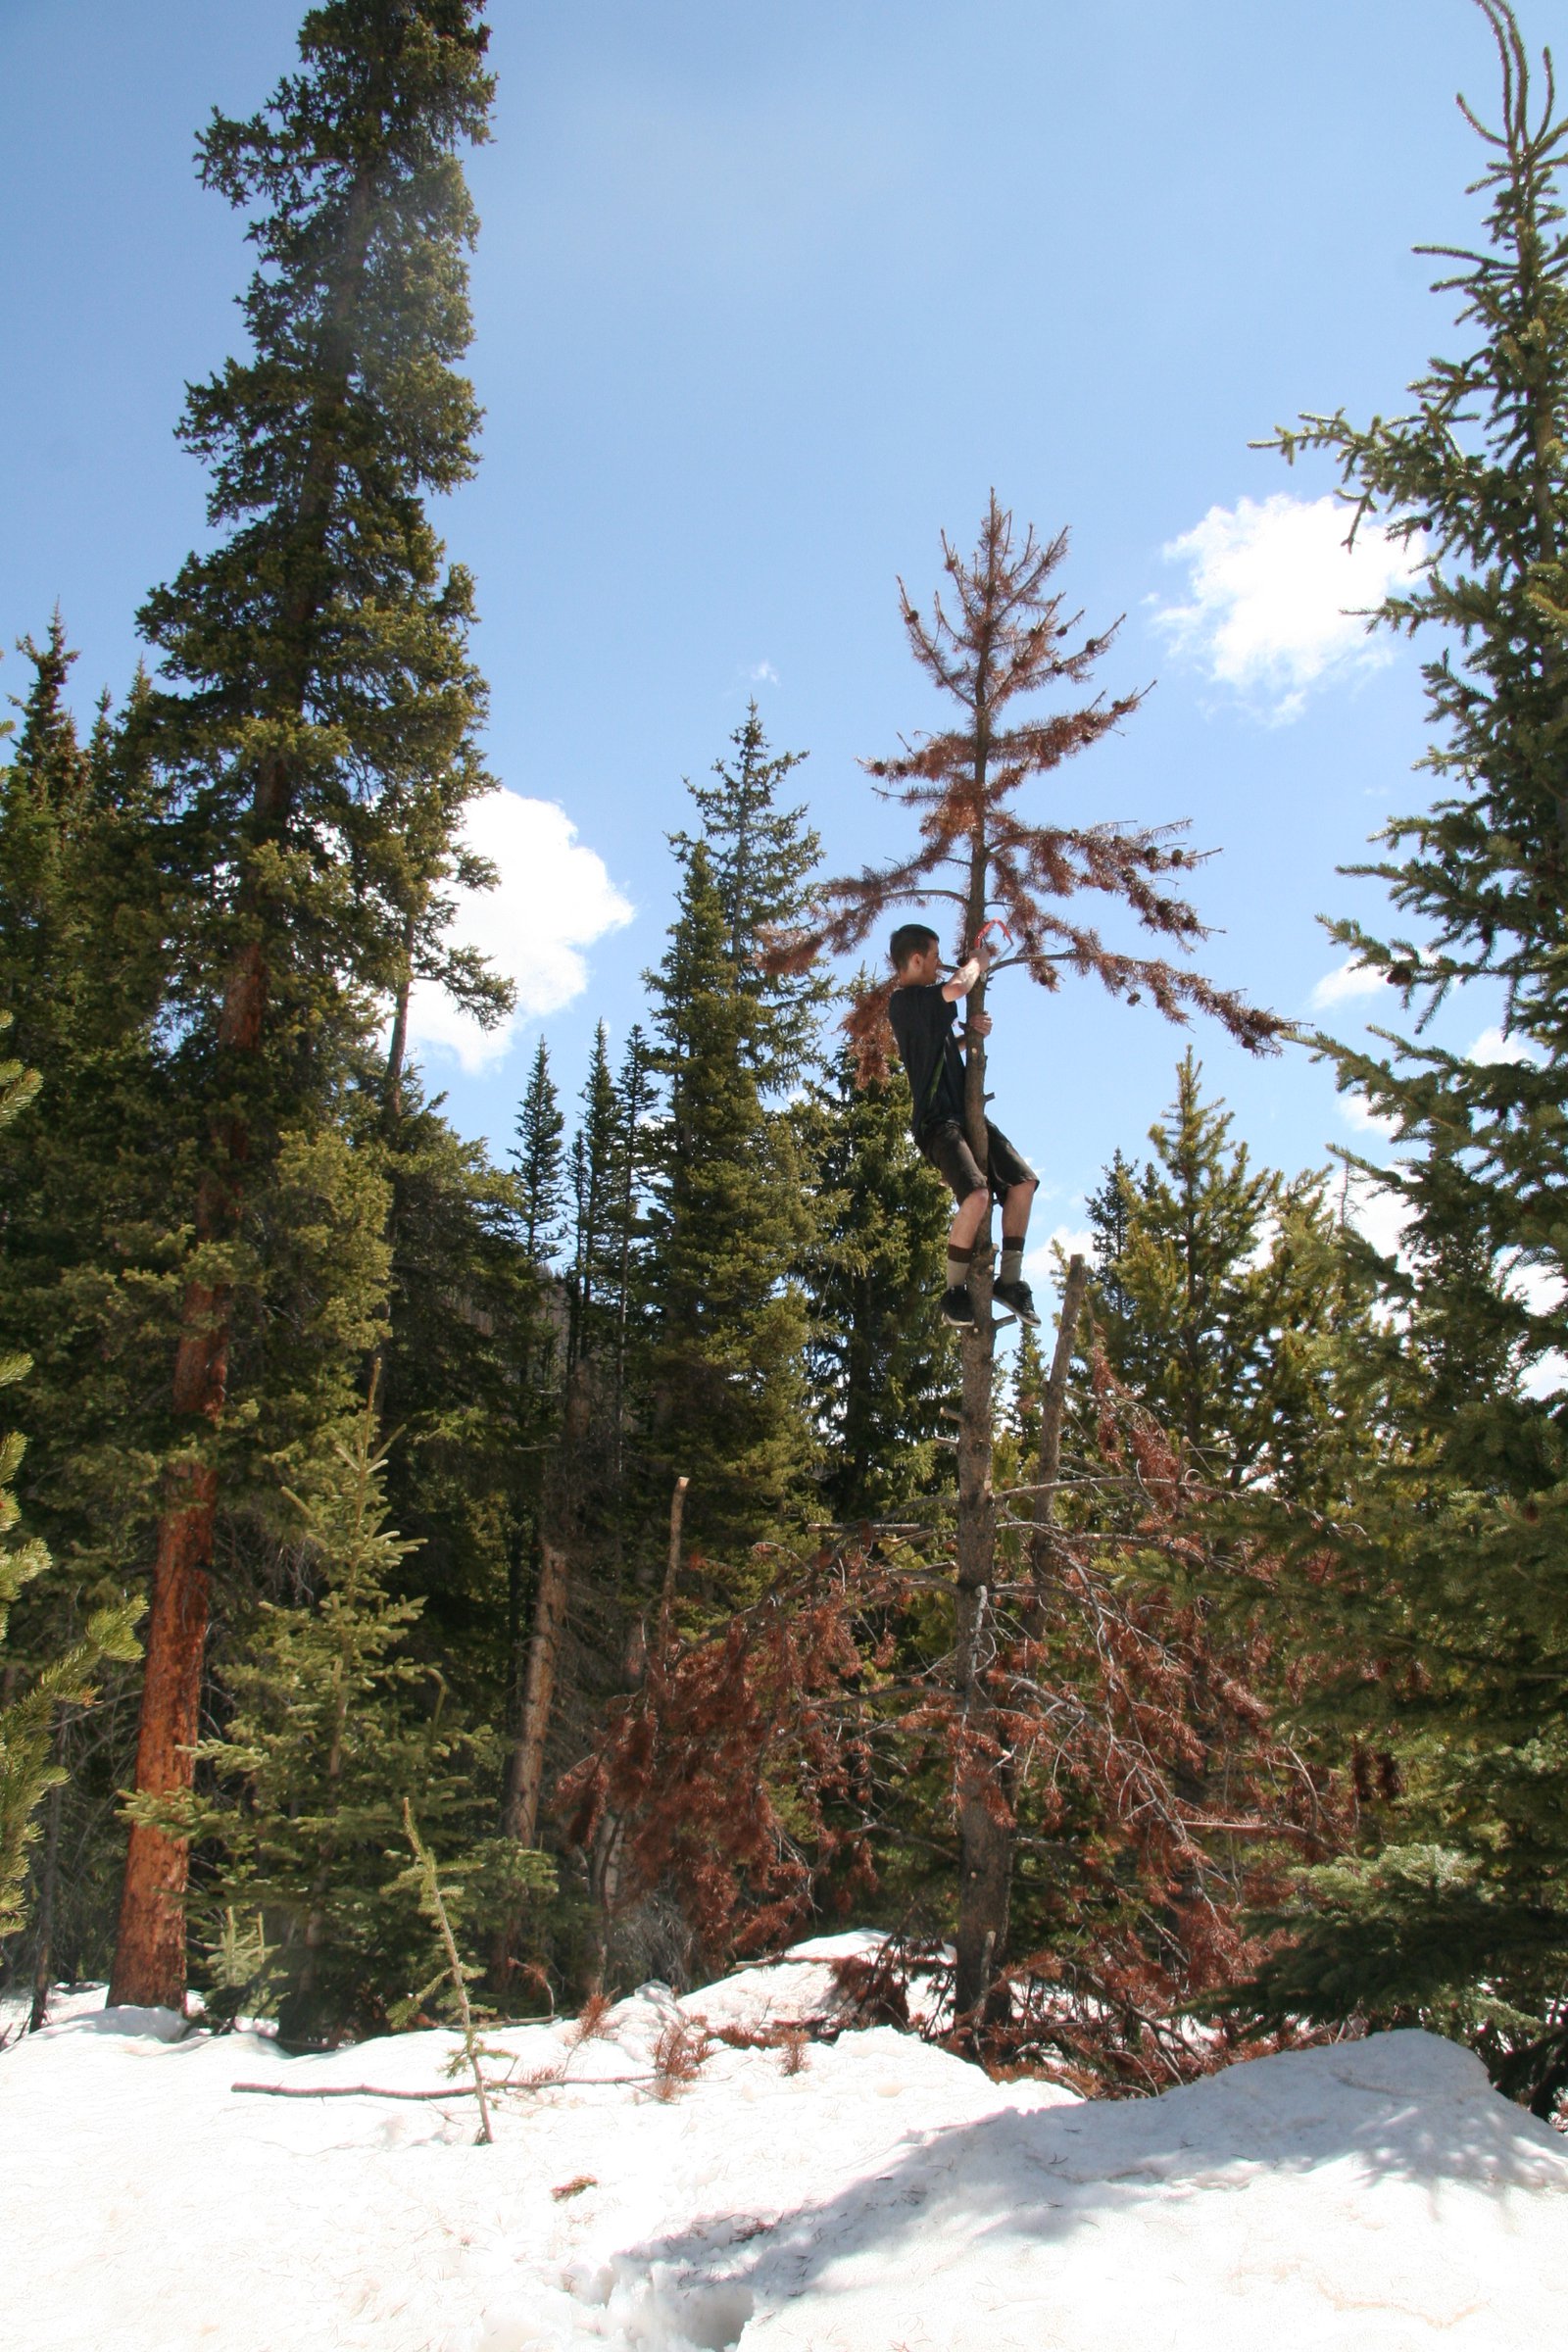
[3,0,1568,2137]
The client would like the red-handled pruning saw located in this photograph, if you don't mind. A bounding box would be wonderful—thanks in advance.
[971,917,1012,958]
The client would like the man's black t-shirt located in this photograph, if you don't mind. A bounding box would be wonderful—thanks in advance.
[888,983,966,1140]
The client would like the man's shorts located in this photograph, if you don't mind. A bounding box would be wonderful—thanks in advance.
[919,1118,1036,1208]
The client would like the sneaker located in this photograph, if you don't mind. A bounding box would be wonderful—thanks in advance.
[941,1283,975,1328]
[994,1277,1040,1326]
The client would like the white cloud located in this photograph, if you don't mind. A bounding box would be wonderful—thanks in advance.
[1341,1168,1411,1263]
[1339,1173,1566,1397]
[1468,1024,1537,1067]
[1524,1351,1568,1400]
[1341,1090,1400,1142]
[403,790,633,1074]
[1503,1254,1566,1319]
[1154,493,1425,720]
[1310,956,1389,1010]
[1023,1224,1096,1303]
[747,661,780,686]
[1502,1254,1567,1400]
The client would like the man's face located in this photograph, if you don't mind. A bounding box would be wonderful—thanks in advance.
[900,942,942,986]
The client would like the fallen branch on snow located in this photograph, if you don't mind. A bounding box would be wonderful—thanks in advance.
[230,2070,666,2103]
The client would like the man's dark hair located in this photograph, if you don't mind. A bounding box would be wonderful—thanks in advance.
[889,922,940,974]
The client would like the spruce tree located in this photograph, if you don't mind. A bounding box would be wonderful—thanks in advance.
[0,632,174,1550]
[567,1023,623,1370]
[1092,1053,1377,1497]
[0,1368,140,1951]
[632,710,822,1569]
[1084,1148,1140,1326]
[801,1030,956,1521]
[0,638,178,1992]
[1248,3,1568,2107]
[172,1391,535,2043]
[672,704,824,1092]
[609,1024,657,1461]
[512,1040,567,1268]
[111,2,501,2008]
[642,843,813,1563]
[0,1029,140,1952]
[0,617,89,1031]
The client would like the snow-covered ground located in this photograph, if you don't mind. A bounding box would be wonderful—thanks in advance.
[4,1935,1566,2352]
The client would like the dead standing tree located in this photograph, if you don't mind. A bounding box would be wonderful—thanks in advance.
[767,495,1284,2021]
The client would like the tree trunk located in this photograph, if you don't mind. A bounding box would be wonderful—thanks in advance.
[501,1540,568,1849]
[952,661,1011,2028]
[1029,1254,1089,1593]
[500,1364,589,1847]
[659,1472,689,1642]
[582,1474,689,1995]
[27,1729,66,2033]
[382,920,416,1131]
[110,1292,226,2008]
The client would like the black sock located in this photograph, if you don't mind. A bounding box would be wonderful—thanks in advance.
[1000,1240,1024,1287]
[947,1242,974,1290]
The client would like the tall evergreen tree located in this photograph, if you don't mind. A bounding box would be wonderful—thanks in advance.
[673,704,823,1092]
[642,843,813,1563]
[512,1040,566,1268]
[608,1024,657,1462]
[1248,3,1568,2108]
[110,3,502,2007]
[567,1023,623,1370]
[0,637,179,1995]
[0,617,89,1027]
[1085,1148,1141,1326]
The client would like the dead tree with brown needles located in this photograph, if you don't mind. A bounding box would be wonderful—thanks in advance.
[562,1339,1343,2084]
[764,495,1284,2021]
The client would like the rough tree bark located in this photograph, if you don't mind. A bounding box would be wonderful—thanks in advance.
[500,1363,589,1848]
[952,624,1010,2028]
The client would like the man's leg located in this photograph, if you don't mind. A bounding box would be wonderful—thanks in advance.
[944,1185,990,1325]
[951,1185,990,1253]
[1001,1178,1037,1248]
[922,1125,991,1328]
[996,1176,1041,1323]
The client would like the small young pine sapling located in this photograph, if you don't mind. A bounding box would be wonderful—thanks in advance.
[398,1798,497,2145]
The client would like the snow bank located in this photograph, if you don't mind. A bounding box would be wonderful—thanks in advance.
[4,1947,1564,2352]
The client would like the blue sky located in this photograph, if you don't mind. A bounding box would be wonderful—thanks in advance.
[0,0,1523,1284]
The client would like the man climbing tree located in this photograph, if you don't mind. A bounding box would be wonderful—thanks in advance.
[886,919,1038,1328]
[768,493,1283,2021]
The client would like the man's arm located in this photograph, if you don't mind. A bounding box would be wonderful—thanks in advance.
[940,945,991,1004]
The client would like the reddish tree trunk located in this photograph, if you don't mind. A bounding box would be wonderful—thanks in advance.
[110,1167,247,2005]
[108,1470,217,2006]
